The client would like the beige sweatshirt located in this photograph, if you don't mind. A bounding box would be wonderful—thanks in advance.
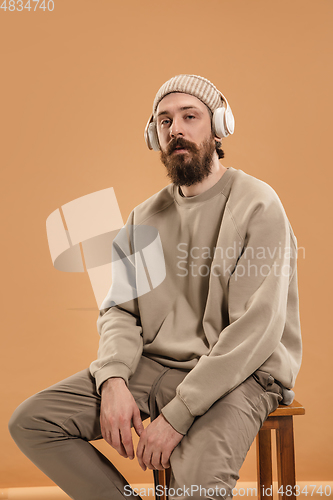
[90,167,302,435]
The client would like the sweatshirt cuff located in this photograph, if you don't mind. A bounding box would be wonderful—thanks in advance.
[93,362,132,395]
[281,387,295,405]
[161,394,195,435]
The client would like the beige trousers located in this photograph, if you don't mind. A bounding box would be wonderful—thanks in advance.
[9,355,283,500]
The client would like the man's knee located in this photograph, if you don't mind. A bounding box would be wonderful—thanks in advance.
[8,394,42,445]
[8,390,68,449]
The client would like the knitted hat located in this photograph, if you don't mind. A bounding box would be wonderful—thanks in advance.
[152,74,224,116]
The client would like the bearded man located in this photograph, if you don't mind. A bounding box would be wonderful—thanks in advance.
[9,75,302,500]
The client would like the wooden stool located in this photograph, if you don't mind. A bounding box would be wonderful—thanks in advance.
[156,400,305,500]
[257,400,305,500]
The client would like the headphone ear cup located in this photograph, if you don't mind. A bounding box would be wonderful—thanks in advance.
[147,122,160,151]
[225,107,235,135]
[213,106,235,138]
[213,107,228,138]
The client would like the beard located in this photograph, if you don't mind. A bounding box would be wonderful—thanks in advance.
[159,135,216,187]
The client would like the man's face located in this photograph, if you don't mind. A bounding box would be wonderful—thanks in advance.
[155,93,217,187]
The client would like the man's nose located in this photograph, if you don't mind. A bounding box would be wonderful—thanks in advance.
[170,118,184,138]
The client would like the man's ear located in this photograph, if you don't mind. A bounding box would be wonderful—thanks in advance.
[211,123,222,142]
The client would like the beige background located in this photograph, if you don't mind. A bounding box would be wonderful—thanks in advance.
[1,0,332,489]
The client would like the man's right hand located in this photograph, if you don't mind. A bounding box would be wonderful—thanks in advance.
[100,377,144,460]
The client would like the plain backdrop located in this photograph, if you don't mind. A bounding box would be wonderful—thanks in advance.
[1,0,332,488]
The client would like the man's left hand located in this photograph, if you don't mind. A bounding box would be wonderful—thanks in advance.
[136,414,183,471]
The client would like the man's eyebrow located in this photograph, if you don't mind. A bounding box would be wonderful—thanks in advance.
[156,106,202,118]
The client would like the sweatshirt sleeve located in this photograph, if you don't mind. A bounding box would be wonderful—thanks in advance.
[161,189,301,435]
[89,211,143,394]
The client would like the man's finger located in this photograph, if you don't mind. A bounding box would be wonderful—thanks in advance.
[132,410,144,437]
[161,451,171,469]
[120,426,134,459]
[110,426,128,458]
[142,443,154,470]
[151,451,164,470]
[136,438,147,471]
[100,421,112,447]
[105,431,112,448]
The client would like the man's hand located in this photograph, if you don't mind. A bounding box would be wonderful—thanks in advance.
[100,377,144,460]
[136,414,183,471]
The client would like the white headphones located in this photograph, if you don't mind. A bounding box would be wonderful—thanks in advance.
[144,90,235,151]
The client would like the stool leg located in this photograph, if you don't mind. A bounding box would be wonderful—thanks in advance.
[156,470,167,500]
[257,428,273,500]
[155,469,171,500]
[276,416,296,500]
[165,468,171,500]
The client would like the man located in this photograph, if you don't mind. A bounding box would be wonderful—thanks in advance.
[9,75,302,500]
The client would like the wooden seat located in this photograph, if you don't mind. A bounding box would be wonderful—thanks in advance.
[156,400,305,500]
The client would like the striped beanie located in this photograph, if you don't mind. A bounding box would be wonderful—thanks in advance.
[153,74,223,116]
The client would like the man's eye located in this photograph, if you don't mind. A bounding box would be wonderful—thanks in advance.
[186,115,195,120]
[161,119,171,125]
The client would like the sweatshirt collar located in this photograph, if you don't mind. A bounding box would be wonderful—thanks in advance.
[173,167,235,207]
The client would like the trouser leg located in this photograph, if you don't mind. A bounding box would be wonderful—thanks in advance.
[8,359,283,500]
[8,368,136,500]
[159,371,283,500]
[9,358,174,500]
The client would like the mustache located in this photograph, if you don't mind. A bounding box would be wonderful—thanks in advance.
[166,137,199,155]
